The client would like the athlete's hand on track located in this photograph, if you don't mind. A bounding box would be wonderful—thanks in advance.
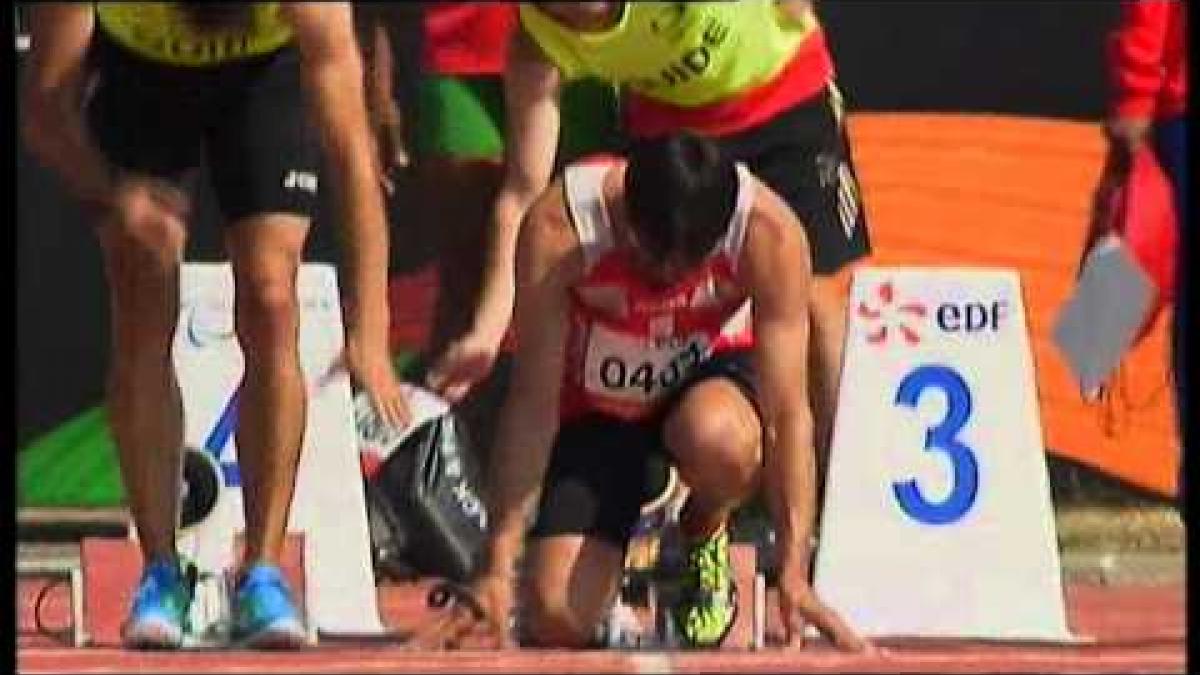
[405,574,516,650]
[342,332,412,431]
[426,330,501,404]
[776,554,875,654]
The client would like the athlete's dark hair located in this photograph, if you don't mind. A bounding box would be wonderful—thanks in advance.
[179,3,255,32]
[624,132,738,269]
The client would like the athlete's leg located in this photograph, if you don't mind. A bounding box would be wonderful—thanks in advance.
[224,215,310,567]
[85,31,205,568]
[84,32,213,649]
[523,535,627,647]
[207,43,320,577]
[97,188,189,564]
[660,375,762,648]
[522,415,661,647]
[662,378,762,541]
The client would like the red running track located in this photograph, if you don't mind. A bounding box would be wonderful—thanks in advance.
[17,579,1185,673]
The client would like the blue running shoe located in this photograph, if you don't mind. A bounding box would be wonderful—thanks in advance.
[231,563,309,649]
[123,557,194,649]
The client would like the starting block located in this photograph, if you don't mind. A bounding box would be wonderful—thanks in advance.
[17,557,87,647]
[727,543,759,650]
[81,533,305,648]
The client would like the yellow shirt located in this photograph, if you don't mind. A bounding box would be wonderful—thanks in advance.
[95,2,292,67]
[519,1,819,107]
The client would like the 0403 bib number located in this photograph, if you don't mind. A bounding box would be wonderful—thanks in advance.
[584,326,711,403]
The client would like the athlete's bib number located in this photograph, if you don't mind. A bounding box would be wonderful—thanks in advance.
[584,325,711,405]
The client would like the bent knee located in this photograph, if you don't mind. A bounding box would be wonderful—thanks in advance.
[664,392,760,496]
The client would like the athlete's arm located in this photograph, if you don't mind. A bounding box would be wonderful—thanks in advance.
[21,4,117,210]
[475,26,565,352]
[481,180,580,580]
[407,186,578,649]
[426,23,565,402]
[741,182,870,652]
[282,2,408,427]
[741,184,818,577]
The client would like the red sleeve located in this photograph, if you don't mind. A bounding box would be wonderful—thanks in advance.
[422,2,518,74]
[1108,0,1171,118]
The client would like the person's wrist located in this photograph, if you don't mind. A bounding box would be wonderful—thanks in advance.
[484,528,524,581]
[776,533,816,570]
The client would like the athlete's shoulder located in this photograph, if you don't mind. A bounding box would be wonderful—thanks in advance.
[742,174,811,270]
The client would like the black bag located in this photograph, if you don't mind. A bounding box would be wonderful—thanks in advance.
[364,412,489,584]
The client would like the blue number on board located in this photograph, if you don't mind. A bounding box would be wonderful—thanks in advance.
[892,365,979,524]
[202,387,242,487]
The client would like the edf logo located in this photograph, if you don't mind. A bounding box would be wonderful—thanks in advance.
[858,281,928,346]
[936,300,1008,333]
[861,281,1009,346]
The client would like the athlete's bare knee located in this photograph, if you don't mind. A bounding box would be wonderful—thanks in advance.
[665,401,760,501]
[233,274,299,355]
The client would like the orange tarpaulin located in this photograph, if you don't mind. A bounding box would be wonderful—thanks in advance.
[848,113,1178,497]
[388,113,1179,498]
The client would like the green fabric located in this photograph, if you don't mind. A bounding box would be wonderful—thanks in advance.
[414,75,507,159]
[18,405,126,507]
[413,74,621,163]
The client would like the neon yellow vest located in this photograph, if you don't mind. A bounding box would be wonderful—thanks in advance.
[95,2,292,67]
[519,1,818,107]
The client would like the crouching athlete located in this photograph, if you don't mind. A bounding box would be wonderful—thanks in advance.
[409,132,872,652]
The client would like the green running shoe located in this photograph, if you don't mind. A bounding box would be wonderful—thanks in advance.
[668,526,737,649]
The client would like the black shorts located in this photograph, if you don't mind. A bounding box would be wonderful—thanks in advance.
[85,30,320,223]
[716,83,871,276]
[530,350,759,549]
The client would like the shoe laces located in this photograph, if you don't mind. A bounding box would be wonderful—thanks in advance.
[684,530,729,597]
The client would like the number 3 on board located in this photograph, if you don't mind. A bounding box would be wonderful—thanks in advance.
[892,365,979,525]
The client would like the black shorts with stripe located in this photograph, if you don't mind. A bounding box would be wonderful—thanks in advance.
[715,83,871,276]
